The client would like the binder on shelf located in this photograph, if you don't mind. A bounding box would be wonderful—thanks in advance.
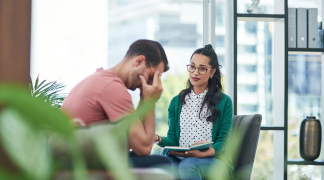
[308,8,318,48]
[297,8,307,48]
[288,8,297,48]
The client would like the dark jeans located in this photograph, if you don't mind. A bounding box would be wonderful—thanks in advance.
[129,151,172,170]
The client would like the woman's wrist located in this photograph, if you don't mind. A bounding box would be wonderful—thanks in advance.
[199,148,215,158]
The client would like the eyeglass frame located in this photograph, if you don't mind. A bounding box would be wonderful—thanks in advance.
[186,64,213,75]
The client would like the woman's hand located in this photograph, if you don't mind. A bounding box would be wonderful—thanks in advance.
[168,148,215,158]
[168,149,204,158]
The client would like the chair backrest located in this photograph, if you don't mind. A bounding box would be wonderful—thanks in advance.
[231,114,262,180]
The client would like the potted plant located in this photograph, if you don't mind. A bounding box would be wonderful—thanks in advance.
[29,75,66,109]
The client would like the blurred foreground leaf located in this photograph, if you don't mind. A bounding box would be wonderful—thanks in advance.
[91,124,135,180]
[208,130,245,180]
[0,108,51,180]
[0,84,159,180]
[0,84,87,180]
[0,84,73,137]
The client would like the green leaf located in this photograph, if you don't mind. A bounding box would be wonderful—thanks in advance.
[29,77,67,110]
[35,80,46,91]
[34,75,40,90]
[90,124,135,180]
[0,108,52,180]
[0,167,28,180]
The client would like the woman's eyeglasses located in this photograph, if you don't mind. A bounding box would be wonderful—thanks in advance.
[186,64,212,75]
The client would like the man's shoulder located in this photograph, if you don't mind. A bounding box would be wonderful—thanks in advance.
[92,70,127,90]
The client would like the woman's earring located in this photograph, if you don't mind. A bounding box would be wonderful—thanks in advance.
[210,76,212,79]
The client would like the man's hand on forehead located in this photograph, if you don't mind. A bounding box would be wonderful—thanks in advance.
[139,71,163,101]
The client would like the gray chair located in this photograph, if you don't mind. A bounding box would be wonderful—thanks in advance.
[231,114,262,180]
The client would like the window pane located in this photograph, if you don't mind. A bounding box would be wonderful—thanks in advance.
[236,21,274,126]
[251,130,284,179]
[31,0,109,92]
[108,0,203,69]
[215,0,226,71]
[108,0,203,107]
[237,0,279,14]
[288,165,321,180]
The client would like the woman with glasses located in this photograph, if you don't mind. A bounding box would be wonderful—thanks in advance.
[155,44,234,180]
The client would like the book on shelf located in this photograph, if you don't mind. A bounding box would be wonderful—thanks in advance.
[288,8,297,48]
[297,8,307,48]
[163,140,213,152]
[308,8,318,48]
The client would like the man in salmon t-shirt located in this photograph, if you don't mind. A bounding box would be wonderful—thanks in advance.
[61,39,170,168]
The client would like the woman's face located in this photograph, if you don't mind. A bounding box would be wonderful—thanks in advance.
[188,54,215,88]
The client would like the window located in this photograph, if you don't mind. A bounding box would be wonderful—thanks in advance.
[215,35,224,47]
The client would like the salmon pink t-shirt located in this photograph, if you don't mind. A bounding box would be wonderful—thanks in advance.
[61,68,134,125]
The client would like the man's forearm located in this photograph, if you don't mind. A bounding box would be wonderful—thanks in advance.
[128,107,156,156]
[142,109,156,142]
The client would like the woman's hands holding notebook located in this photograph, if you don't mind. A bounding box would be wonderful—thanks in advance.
[168,149,206,158]
[168,147,216,158]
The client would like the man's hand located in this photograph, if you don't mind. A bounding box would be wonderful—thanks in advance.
[139,71,163,101]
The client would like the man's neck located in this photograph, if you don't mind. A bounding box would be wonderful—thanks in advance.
[110,59,129,86]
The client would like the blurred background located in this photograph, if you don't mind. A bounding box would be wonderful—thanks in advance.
[30,0,323,179]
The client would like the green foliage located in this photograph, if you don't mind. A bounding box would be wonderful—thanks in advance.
[155,72,188,129]
[0,84,156,180]
[29,75,66,109]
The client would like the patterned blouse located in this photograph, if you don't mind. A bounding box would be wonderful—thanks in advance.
[179,89,213,147]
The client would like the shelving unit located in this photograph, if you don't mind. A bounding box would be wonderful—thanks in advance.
[288,48,324,52]
[288,159,324,165]
[234,0,324,179]
[237,14,285,22]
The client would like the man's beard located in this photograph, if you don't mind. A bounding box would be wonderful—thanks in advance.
[129,70,142,91]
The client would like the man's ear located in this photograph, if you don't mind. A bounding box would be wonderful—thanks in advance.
[134,55,146,67]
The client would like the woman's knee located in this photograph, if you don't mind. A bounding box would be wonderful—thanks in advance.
[178,157,199,171]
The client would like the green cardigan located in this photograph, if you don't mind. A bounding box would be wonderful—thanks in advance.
[158,92,234,178]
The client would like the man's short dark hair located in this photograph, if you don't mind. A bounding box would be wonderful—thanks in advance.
[125,39,169,72]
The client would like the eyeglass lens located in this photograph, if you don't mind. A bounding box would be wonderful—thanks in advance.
[187,65,207,75]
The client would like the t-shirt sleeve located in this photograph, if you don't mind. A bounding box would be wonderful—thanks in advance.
[97,80,134,122]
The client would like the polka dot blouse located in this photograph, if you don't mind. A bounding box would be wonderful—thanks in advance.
[179,89,213,147]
